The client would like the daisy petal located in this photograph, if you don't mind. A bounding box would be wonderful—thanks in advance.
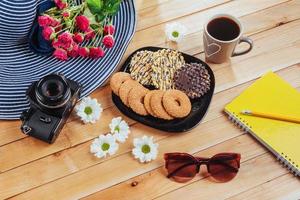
[132,135,159,163]
[75,97,102,124]
[165,22,187,42]
[109,117,130,143]
[90,134,119,159]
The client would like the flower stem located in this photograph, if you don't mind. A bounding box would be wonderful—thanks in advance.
[56,27,70,34]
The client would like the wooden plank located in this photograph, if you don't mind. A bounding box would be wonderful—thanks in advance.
[82,134,267,200]
[0,0,295,146]
[135,0,169,11]
[227,174,300,200]
[125,0,294,56]
[0,121,24,147]
[6,115,246,200]
[136,0,231,31]
[154,154,288,200]
[0,106,136,173]
[173,0,300,55]
[2,65,300,199]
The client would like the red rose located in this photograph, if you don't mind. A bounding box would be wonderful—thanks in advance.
[51,19,60,27]
[52,39,61,49]
[57,32,73,49]
[103,35,115,48]
[73,33,84,43]
[85,28,95,40]
[62,11,70,18]
[53,48,68,61]
[54,0,68,10]
[42,27,55,41]
[38,15,53,27]
[78,47,89,57]
[89,47,105,59]
[68,43,79,57]
[76,16,90,32]
[104,25,115,35]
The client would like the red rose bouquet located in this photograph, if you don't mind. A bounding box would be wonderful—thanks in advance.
[38,0,122,61]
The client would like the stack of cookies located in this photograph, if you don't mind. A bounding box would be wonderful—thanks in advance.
[110,72,191,120]
[110,48,212,121]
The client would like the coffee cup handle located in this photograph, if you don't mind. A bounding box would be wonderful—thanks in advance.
[232,36,253,57]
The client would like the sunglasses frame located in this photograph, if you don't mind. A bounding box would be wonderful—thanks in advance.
[164,152,241,181]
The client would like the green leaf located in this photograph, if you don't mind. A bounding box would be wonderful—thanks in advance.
[95,14,106,22]
[86,0,104,15]
[83,6,97,24]
[103,0,122,16]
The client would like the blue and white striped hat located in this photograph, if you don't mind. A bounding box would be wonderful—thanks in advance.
[0,0,136,119]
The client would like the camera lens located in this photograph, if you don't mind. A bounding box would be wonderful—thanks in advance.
[43,80,63,97]
[35,73,71,109]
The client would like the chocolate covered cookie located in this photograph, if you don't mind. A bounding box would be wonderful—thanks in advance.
[173,63,211,99]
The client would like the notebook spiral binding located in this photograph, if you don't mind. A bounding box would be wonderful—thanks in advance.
[228,113,251,133]
[227,112,300,177]
[277,154,300,177]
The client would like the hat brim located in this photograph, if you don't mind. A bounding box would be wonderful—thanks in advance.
[0,0,136,119]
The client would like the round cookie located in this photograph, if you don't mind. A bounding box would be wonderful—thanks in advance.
[144,90,157,117]
[119,79,140,106]
[150,90,174,120]
[163,90,191,118]
[173,63,211,99]
[110,72,131,95]
[128,85,149,116]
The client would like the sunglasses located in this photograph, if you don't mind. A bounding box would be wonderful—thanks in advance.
[164,152,241,183]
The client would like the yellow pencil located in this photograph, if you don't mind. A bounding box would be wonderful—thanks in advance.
[241,110,300,124]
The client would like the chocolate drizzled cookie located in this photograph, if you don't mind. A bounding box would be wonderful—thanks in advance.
[129,49,185,90]
[173,63,211,99]
[129,50,154,85]
[151,49,185,90]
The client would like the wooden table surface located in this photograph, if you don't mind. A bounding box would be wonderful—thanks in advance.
[1,0,300,199]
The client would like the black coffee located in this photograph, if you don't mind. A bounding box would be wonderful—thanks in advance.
[207,17,240,41]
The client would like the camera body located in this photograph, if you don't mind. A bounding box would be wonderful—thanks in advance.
[20,73,82,143]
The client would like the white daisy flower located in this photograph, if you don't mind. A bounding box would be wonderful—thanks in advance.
[90,134,119,158]
[165,22,187,42]
[75,97,102,124]
[109,117,130,143]
[132,136,159,163]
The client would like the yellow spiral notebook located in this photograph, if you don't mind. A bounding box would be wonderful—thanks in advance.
[224,72,300,176]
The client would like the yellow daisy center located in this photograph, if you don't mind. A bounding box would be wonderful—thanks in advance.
[114,125,120,133]
[101,143,110,151]
[142,144,151,154]
[172,31,179,38]
[84,106,93,115]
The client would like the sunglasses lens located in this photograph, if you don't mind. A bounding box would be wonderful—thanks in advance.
[208,154,240,182]
[165,154,197,183]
